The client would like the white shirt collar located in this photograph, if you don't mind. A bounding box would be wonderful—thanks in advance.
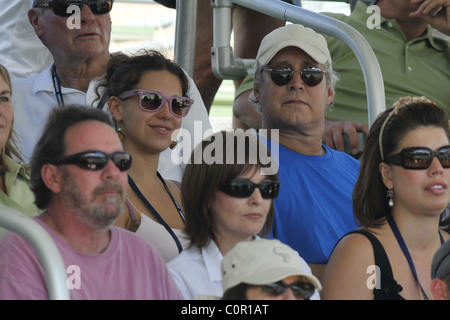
[201,240,223,282]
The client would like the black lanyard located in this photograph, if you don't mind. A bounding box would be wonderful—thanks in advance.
[52,66,107,110]
[387,213,444,300]
[52,66,65,108]
[128,173,185,253]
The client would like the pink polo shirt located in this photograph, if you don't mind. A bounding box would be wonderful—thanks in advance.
[0,218,183,300]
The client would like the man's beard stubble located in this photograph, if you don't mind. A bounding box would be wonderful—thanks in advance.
[61,173,125,231]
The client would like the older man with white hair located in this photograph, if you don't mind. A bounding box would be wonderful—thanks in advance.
[8,0,212,183]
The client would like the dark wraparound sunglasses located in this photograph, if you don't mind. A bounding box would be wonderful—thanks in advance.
[34,0,113,17]
[118,90,193,118]
[54,151,132,171]
[219,179,280,199]
[386,146,450,170]
[259,281,315,300]
[264,66,325,87]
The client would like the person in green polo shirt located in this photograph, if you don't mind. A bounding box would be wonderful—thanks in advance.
[233,0,450,156]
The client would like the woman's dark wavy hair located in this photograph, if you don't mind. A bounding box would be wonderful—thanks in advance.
[96,49,190,104]
[181,130,279,248]
[30,106,113,209]
[354,98,450,229]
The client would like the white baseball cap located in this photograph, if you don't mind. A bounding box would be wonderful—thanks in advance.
[221,239,322,292]
[256,24,331,66]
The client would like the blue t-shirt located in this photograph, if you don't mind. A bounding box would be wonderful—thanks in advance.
[265,139,360,264]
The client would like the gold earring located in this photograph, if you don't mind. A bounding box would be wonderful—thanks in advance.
[169,140,177,149]
[117,127,124,141]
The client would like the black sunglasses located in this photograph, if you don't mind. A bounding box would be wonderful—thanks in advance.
[219,179,280,199]
[34,0,113,17]
[386,146,450,170]
[259,281,315,300]
[54,151,132,171]
[118,90,193,118]
[264,66,325,87]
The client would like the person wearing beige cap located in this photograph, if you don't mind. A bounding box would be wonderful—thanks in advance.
[220,239,321,300]
[250,23,360,280]
[431,238,450,300]
[234,0,450,156]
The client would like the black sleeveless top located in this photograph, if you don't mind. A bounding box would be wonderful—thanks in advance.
[343,230,404,300]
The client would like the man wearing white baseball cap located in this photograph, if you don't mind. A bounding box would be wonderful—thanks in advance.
[255,23,331,67]
[251,24,360,281]
[197,239,321,300]
[431,239,450,300]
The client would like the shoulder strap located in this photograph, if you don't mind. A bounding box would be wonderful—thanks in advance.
[345,230,403,299]
[346,230,393,277]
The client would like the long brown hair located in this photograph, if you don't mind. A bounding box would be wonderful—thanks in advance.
[353,98,450,229]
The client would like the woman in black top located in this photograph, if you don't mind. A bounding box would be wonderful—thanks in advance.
[321,97,450,300]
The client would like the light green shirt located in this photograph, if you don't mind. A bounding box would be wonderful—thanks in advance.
[0,154,41,235]
[322,1,450,123]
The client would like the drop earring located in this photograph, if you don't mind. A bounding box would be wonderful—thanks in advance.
[387,189,394,207]
[117,127,124,141]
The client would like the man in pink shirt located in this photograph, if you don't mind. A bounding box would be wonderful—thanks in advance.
[0,106,183,300]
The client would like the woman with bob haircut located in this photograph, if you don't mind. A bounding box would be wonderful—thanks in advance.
[167,129,279,299]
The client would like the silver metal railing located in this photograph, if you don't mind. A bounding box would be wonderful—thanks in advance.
[174,0,386,126]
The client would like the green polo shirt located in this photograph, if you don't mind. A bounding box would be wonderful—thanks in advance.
[322,1,450,123]
[0,154,41,235]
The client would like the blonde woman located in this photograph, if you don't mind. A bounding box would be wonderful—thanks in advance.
[0,64,40,234]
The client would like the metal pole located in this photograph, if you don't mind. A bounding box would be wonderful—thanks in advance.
[213,0,385,125]
[174,0,198,77]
